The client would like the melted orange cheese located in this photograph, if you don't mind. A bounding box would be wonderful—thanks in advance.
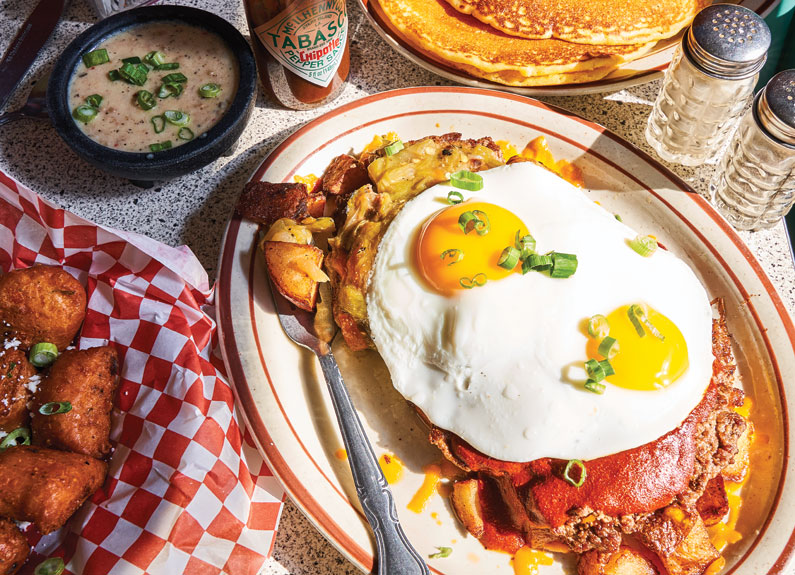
[334,448,347,460]
[496,140,519,161]
[378,453,404,485]
[512,546,554,575]
[520,136,584,188]
[293,173,319,191]
[408,464,441,513]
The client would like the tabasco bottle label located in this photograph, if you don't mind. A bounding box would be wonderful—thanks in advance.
[254,0,348,88]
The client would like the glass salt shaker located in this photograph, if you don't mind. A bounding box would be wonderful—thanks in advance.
[646,4,771,166]
[710,70,795,230]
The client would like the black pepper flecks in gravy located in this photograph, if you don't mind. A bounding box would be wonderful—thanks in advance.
[69,22,238,152]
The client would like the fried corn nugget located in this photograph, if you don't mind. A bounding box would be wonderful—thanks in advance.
[0,518,29,575]
[0,446,106,534]
[0,266,86,351]
[32,346,118,459]
[0,350,35,433]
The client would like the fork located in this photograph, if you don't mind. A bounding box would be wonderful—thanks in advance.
[0,71,49,126]
[268,280,430,575]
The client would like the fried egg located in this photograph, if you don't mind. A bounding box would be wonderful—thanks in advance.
[366,161,713,462]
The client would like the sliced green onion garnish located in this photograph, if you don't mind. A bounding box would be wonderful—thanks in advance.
[585,359,606,383]
[85,94,103,108]
[597,336,619,359]
[162,72,188,84]
[628,304,665,341]
[0,427,30,450]
[440,249,463,266]
[122,56,141,65]
[458,211,477,233]
[584,380,606,394]
[515,230,536,255]
[143,51,166,67]
[30,342,58,367]
[149,140,172,152]
[158,82,183,98]
[164,110,190,127]
[599,359,615,377]
[108,70,121,81]
[199,83,222,98]
[151,115,166,134]
[178,127,194,141]
[471,210,490,235]
[527,253,553,271]
[72,105,98,124]
[136,90,156,111]
[119,61,147,85]
[550,252,578,278]
[429,546,452,559]
[459,273,487,289]
[34,557,65,575]
[450,170,483,191]
[615,214,623,222]
[447,191,463,204]
[384,140,403,156]
[587,315,609,339]
[39,401,72,416]
[155,62,180,70]
[563,459,587,487]
[629,235,658,257]
[498,246,521,270]
[82,49,109,67]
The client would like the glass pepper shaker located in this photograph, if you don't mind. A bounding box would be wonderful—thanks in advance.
[710,70,795,231]
[645,4,771,166]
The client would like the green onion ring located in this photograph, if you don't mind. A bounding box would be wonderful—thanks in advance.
[497,246,521,270]
[584,380,606,395]
[440,249,463,266]
[108,70,121,81]
[199,83,222,98]
[550,252,578,278]
[446,191,463,205]
[597,336,619,359]
[600,359,615,377]
[585,359,606,382]
[628,304,665,341]
[458,211,477,234]
[527,253,553,271]
[614,214,623,222]
[472,273,487,287]
[0,427,30,450]
[155,62,179,70]
[121,56,141,65]
[515,230,536,255]
[459,276,474,289]
[471,210,490,235]
[136,90,156,111]
[149,140,173,152]
[587,315,609,339]
[161,72,188,84]
[143,51,166,67]
[158,82,183,98]
[85,94,103,108]
[429,547,452,559]
[34,557,65,575]
[563,459,587,487]
[629,235,658,257]
[163,110,190,127]
[29,342,58,367]
[384,140,403,156]
[72,105,98,124]
[151,115,166,134]
[450,170,483,191]
[178,127,195,141]
[39,401,72,416]
[82,49,109,68]
[118,62,147,85]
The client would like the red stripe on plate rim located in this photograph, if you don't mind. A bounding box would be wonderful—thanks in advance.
[219,87,795,574]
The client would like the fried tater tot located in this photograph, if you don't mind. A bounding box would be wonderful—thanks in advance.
[32,347,118,459]
[0,446,106,534]
[0,266,87,351]
[0,350,35,433]
[0,518,29,575]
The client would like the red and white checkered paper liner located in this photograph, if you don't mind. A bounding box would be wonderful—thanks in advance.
[0,170,285,575]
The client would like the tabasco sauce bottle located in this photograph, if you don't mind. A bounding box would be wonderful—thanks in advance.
[244,0,350,109]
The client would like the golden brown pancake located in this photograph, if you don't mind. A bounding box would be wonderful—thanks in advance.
[374,0,655,86]
[444,0,711,45]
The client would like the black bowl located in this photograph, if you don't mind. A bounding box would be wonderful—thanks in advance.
[47,5,257,184]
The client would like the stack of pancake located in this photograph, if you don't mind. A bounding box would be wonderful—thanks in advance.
[372,0,712,86]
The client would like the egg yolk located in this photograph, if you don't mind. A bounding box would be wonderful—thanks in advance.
[586,305,689,391]
[416,201,529,294]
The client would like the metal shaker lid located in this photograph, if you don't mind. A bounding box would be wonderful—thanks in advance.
[685,4,771,79]
[757,70,795,146]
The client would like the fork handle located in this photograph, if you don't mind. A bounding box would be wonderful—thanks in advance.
[318,352,430,575]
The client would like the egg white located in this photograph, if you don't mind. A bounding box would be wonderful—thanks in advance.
[366,161,714,462]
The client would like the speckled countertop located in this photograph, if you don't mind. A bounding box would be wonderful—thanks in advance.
[1,1,794,574]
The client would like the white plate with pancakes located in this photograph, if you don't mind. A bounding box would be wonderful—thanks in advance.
[358,0,777,95]
[216,87,795,574]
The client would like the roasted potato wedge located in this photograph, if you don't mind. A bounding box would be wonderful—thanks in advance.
[696,476,729,526]
[236,181,316,226]
[640,506,719,575]
[578,547,659,575]
[264,241,327,311]
[322,154,371,197]
[0,518,28,575]
[450,478,485,538]
[722,420,753,482]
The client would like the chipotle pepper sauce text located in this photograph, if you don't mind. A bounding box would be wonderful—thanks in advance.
[244,0,350,109]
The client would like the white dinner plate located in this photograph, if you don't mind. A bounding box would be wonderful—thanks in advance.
[217,87,795,574]
[356,0,777,96]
